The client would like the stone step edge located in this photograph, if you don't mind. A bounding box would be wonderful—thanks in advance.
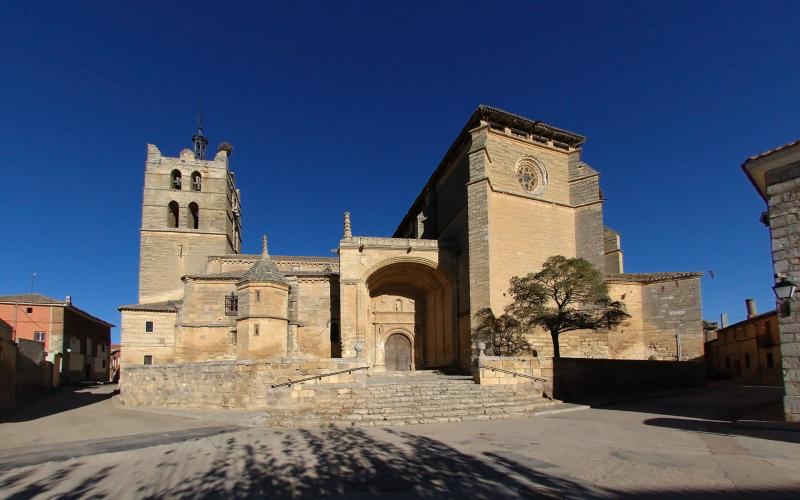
[267,406,560,428]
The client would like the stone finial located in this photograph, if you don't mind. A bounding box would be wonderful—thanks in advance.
[262,235,269,256]
[343,212,352,239]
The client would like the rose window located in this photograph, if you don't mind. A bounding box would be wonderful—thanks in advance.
[515,157,547,194]
[517,165,538,191]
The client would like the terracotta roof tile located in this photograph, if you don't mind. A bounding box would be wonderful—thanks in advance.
[238,236,288,285]
[118,300,180,312]
[744,139,800,164]
[606,272,703,283]
[0,293,65,305]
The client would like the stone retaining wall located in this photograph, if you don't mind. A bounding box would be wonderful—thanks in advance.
[552,357,706,401]
[474,355,551,396]
[120,358,367,409]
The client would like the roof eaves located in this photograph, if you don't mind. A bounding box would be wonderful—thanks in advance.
[717,309,778,332]
[606,272,704,284]
[393,105,585,236]
[65,305,115,328]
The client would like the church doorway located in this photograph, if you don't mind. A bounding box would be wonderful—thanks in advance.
[385,333,411,371]
[365,260,457,371]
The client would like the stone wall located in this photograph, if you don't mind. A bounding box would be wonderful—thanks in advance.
[641,277,703,360]
[0,324,16,410]
[552,358,706,400]
[766,169,800,421]
[473,355,550,396]
[120,358,367,409]
[121,310,177,367]
[485,129,580,314]
[294,277,338,359]
[176,279,237,362]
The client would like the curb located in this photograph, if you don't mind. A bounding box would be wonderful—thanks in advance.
[732,419,800,432]
[533,403,591,416]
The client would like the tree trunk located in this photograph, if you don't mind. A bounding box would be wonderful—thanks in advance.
[551,332,561,358]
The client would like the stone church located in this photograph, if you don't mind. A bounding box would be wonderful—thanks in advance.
[120,106,703,373]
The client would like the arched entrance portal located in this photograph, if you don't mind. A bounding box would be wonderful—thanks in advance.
[365,260,456,371]
[385,333,412,371]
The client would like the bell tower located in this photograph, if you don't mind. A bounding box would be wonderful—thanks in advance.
[137,125,243,303]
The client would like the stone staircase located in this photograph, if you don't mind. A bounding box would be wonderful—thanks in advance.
[268,372,558,427]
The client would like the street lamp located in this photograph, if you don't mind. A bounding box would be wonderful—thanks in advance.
[773,277,797,316]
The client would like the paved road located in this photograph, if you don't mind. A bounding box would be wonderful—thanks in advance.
[1,383,798,498]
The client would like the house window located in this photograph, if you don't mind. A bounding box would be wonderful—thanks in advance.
[225,293,238,316]
[766,352,774,368]
[145,321,154,333]
[26,307,33,314]
[34,331,46,342]
[744,353,751,368]
[143,355,153,365]
[254,324,260,336]
[227,331,237,345]
[255,290,261,302]
[102,359,106,368]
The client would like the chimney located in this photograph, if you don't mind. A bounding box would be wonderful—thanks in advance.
[65,295,72,305]
[745,298,757,318]
[720,312,728,328]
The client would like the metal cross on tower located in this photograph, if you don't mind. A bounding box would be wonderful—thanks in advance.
[192,110,209,160]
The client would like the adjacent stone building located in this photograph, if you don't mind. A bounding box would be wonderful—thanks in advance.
[706,300,782,385]
[742,139,800,422]
[120,106,704,374]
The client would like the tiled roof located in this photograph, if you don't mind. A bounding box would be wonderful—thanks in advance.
[288,270,337,278]
[0,293,65,305]
[238,237,289,286]
[210,254,338,263]
[475,105,586,147]
[606,272,703,283]
[184,270,243,281]
[118,300,179,312]
[717,309,778,332]
[744,139,800,164]
[0,294,114,326]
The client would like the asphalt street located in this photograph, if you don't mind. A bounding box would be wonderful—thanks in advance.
[1,383,798,498]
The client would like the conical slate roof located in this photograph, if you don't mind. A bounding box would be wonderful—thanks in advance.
[237,236,288,286]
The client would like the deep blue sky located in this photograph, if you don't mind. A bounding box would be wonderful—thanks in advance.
[1,1,798,342]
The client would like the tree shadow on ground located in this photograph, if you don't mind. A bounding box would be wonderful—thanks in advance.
[141,427,797,499]
[1,461,118,500]
[0,384,118,423]
[2,426,798,499]
[142,427,610,499]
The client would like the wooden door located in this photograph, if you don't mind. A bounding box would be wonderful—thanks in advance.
[385,333,411,371]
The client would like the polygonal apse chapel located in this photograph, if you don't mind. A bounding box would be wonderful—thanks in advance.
[119,105,704,373]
